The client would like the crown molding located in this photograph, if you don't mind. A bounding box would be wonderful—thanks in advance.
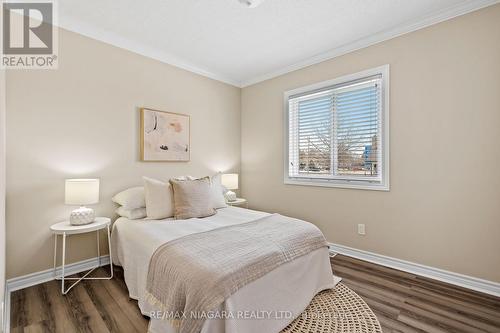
[55,18,241,87]
[55,0,499,88]
[239,0,500,87]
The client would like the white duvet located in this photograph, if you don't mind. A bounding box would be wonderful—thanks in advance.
[111,207,338,333]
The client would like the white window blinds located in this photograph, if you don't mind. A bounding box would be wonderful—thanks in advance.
[286,67,388,190]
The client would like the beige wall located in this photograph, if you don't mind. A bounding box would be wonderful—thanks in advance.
[241,5,500,282]
[6,5,500,283]
[6,28,241,278]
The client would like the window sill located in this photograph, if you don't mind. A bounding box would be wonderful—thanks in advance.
[284,178,390,191]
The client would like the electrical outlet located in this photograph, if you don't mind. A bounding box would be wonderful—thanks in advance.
[357,224,366,235]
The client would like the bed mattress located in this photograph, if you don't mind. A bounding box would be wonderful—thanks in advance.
[111,206,337,333]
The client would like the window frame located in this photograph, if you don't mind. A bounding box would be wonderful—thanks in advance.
[283,65,390,191]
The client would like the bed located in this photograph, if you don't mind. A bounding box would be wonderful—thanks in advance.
[111,206,338,333]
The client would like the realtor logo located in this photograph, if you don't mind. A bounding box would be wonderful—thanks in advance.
[1,1,58,69]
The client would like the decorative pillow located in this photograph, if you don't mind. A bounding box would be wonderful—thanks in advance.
[116,206,147,220]
[170,177,216,219]
[143,177,175,219]
[112,187,145,210]
[172,175,195,181]
[173,174,226,209]
[210,173,227,209]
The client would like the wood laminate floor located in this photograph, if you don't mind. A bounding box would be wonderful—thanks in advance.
[10,255,500,333]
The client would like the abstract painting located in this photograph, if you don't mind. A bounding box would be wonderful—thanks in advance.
[140,108,190,161]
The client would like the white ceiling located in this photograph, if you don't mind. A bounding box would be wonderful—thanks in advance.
[57,0,498,87]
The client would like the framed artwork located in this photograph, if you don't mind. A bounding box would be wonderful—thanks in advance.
[140,108,190,161]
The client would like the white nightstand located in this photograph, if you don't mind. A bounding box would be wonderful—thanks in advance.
[227,198,248,208]
[50,217,113,294]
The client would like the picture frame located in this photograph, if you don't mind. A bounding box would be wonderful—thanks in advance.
[140,108,190,161]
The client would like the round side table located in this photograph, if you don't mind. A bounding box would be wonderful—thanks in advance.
[227,198,248,208]
[50,217,113,294]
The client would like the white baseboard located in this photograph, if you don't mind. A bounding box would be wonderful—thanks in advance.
[4,255,110,333]
[329,243,500,298]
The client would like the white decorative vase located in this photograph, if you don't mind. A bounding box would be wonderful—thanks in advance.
[70,207,95,225]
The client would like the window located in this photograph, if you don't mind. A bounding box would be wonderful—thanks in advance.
[284,65,389,190]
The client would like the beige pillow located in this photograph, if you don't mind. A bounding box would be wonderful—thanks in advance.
[170,177,216,219]
[181,174,227,209]
[143,177,175,219]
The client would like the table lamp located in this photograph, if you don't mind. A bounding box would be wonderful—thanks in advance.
[65,179,100,225]
[221,173,238,202]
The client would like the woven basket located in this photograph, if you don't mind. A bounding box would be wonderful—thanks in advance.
[281,283,382,333]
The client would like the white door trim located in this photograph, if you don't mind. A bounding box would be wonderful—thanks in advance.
[0,68,6,333]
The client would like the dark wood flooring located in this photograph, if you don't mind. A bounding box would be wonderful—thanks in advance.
[331,255,500,333]
[10,255,500,333]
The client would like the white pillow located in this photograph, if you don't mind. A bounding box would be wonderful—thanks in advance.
[112,187,145,210]
[210,173,227,209]
[116,206,147,220]
[143,177,175,219]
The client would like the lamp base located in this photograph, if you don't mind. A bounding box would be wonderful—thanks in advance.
[70,207,95,225]
[224,191,237,202]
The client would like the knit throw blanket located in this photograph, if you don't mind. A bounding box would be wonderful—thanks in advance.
[145,213,328,333]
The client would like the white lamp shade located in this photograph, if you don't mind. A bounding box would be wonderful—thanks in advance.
[65,179,100,205]
[221,173,238,190]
